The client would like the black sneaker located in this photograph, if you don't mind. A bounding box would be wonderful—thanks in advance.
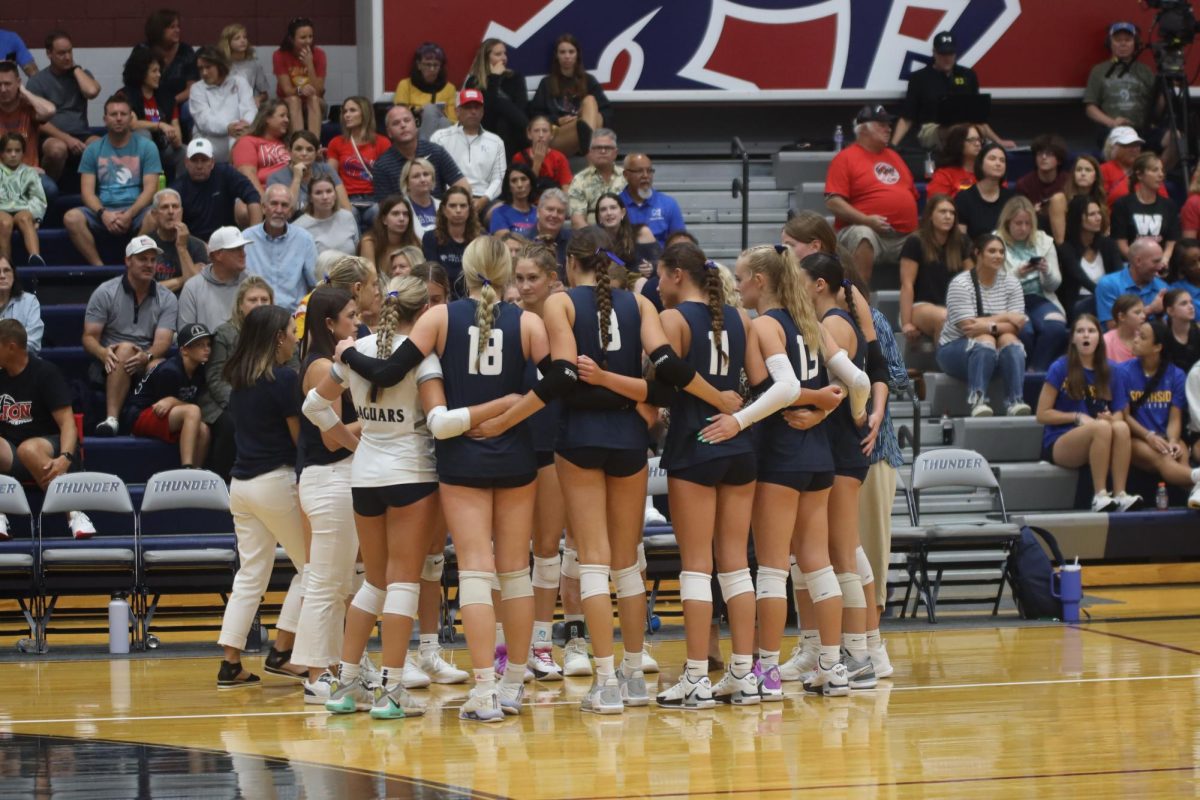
[217,660,261,689]
[263,646,304,681]
[26,253,45,267]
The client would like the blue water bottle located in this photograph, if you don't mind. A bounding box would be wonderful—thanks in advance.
[1051,559,1082,623]
[833,125,843,152]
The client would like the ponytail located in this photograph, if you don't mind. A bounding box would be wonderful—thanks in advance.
[661,241,727,370]
[460,236,514,372]
[566,226,621,364]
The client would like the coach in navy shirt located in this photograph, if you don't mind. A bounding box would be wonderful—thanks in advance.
[372,104,471,203]
[171,139,263,240]
[618,153,685,246]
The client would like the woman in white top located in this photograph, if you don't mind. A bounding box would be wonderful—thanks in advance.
[401,157,440,239]
[996,195,1069,371]
[189,46,257,162]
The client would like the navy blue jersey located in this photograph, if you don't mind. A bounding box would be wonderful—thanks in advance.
[661,302,753,470]
[230,366,301,480]
[755,308,834,473]
[436,298,536,478]
[823,307,870,472]
[297,353,356,471]
[523,357,562,453]
[557,285,649,451]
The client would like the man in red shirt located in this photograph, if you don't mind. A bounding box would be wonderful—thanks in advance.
[0,60,57,206]
[825,105,919,286]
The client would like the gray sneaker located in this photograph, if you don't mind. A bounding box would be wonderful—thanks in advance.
[616,667,649,707]
[325,677,377,714]
[459,687,504,723]
[843,652,878,690]
[497,680,525,715]
[580,676,624,715]
[369,683,427,720]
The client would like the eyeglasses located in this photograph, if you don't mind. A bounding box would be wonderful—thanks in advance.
[625,167,655,175]
[590,144,616,152]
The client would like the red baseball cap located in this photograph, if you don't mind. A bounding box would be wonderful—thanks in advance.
[457,88,484,107]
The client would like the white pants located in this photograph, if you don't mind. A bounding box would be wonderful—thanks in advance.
[219,467,307,651]
[292,460,357,668]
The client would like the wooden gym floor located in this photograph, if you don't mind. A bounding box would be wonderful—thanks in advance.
[2,583,1200,799]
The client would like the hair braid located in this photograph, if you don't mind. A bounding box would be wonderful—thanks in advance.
[594,259,612,364]
[705,264,727,372]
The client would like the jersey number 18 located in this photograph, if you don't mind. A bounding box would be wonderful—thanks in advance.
[468,326,504,375]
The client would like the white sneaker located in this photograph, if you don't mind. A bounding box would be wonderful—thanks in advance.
[869,641,894,679]
[527,645,564,681]
[303,671,335,705]
[1189,483,1200,510]
[497,680,525,715]
[1114,492,1144,512]
[644,499,667,526]
[0,512,9,541]
[711,667,760,706]
[68,511,95,540]
[94,417,118,437]
[1007,401,1032,416]
[970,401,993,418]
[640,648,659,674]
[778,643,818,682]
[359,653,383,688]
[803,660,850,697]
[418,646,469,684]
[402,658,431,689]
[563,637,593,677]
[459,686,504,723]
[1091,491,1119,513]
[581,676,624,715]
[656,674,715,710]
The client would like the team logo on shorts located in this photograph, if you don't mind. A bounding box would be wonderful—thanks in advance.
[0,394,33,425]
[874,162,900,185]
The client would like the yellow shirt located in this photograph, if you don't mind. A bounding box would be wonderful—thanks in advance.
[393,79,459,123]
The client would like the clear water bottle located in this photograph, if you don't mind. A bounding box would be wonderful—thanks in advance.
[924,150,936,179]
[1156,482,1169,511]
[833,125,844,152]
[941,409,954,445]
[108,593,130,654]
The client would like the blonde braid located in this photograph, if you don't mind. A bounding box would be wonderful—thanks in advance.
[474,279,499,372]
[462,236,513,372]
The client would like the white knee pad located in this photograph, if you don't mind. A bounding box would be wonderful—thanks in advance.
[421,554,445,582]
[458,570,495,608]
[498,568,535,601]
[837,572,867,609]
[579,564,610,600]
[804,566,842,604]
[636,541,647,573]
[350,563,365,596]
[755,566,790,600]
[561,548,580,580]
[383,582,420,618]
[789,562,804,590]
[532,554,561,590]
[612,563,644,599]
[717,568,754,602]
[350,582,386,616]
[489,572,501,593]
[855,546,875,585]
[679,570,713,604]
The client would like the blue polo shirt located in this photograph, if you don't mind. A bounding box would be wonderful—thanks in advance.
[618,188,686,245]
[1171,279,1200,306]
[1094,266,1169,325]
[243,222,318,313]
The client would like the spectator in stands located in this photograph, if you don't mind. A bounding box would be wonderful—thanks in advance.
[513,115,573,195]
[199,275,273,480]
[1190,358,1200,464]
[1114,319,1200,506]
[27,32,101,184]
[431,88,505,216]
[1111,153,1179,262]
[955,142,1016,241]
[0,29,37,77]
[325,96,389,227]
[568,128,624,229]
[393,42,457,136]
[421,185,479,293]
[372,104,469,203]
[83,235,179,436]
[1015,134,1068,233]
[596,191,658,274]
[925,123,981,199]
[463,38,529,166]
[147,188,206,292]
[231,99,291,194]
[218,24,270,106]
[1100,127,1169,208]
[899,194,970,343]
[131,10,198,112]
[0,257,42,353]
[489,163,538,237]
[0,133,46,265]
[936,233,1029,417]
[997,195,1067,371]
[1097,238,1170,329]
[530,34,611,156]
[178,225,250,333]
[274,17,325,138]
[781,208,837,258]
[1084,23,1157,143]
[1036,314,1140,512]
[401,157,440,238]
[0,319,97,540]
[296,175,359,257]
[267,130,349,217]
[1059,196,1122,318]
[122,47,183,177]
[1169,237,1200,304]
[1047,155,1106,245]
[172,138,262,240]
[825,105,918,286]
[188,46,256,163]
[1162,288,1200,373]
[0,60,56,203]
[388,244,424,278]
[619,153,685,247]
[360,195,420,276]
[891,31,1014,150]
[243,184,317,312]
[1103,294,1144,363]
[64,95,162,267]
[533,187,569,266]
[124,321,211,468]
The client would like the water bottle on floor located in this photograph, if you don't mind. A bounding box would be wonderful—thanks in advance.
[1156,482,1169,511]
[108,593,130,654]
[1051,558,1083,623]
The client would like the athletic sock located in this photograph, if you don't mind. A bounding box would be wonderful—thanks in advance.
[730,653,753,678]
[818,645,840,670]
[339,661,361,684]
[501,662,525,686]
[801,629,820,652]
[532,621,553,647]
[594,655,616,680]
[843,632,867,660]
[381,665,402,688]
[473,667,496,690]
[621,650,641,675]
[685,658,708,682]
[758,649,780,667]
[418,633,439,652]
[866,629,882,650]
[494,623,506,647]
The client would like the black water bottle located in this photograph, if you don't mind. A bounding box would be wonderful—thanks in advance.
[941,409,954,445]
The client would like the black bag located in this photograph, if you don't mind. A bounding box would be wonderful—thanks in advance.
[1008,525,1065,620]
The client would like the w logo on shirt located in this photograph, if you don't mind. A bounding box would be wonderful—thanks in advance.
[874,162,900,185]
[0,394,33,425]
[1132,213,1163,238]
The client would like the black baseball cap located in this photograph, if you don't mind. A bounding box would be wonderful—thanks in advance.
[933,31,956,55]
[855,104,894,126]
[179,323,212,348]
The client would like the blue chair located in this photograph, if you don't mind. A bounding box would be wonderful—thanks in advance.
[0,476,42,653]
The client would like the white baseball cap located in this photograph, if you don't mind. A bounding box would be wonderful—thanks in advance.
[208,226,252,252]
[186,138,214,159]
[1108,126,1145,147]
[125,235,163,258]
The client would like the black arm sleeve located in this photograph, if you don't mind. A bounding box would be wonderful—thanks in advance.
[649,345,697,388]
[644,378,678,408]
[532,359,579,403]
[341,339,425,388]
[865,340,889,386]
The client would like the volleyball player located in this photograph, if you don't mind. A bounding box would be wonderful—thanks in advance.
[215,305,307,689]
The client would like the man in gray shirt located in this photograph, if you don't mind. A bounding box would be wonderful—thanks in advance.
[178,226,249,333]
[82,236,178,436]
[25,31,101,182]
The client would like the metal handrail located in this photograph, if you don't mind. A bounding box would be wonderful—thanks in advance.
[730,137,750,252]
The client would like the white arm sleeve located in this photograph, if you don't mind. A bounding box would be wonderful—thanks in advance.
[732,353,801,431]
[302,387,340,432]
[427,405,472,440]
[1187,363,1200,434]
[826,349,870,419]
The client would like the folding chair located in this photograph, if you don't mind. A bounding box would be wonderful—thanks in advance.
[907,448,1022,622]
[0,476,42,653]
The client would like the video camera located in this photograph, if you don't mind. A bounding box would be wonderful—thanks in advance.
[1145,0,1200,75]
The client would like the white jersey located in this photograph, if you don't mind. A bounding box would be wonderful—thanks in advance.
[346,332,441,487]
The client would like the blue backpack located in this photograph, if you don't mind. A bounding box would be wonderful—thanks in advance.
[1008,526,1065,620]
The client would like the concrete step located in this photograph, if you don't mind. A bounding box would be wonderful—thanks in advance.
[684,222,785,248]
[924,371,1045,417]
[673,189,790,209]
[918,416,1045,463]
[651,159,776,181]
[683,209,788,226]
